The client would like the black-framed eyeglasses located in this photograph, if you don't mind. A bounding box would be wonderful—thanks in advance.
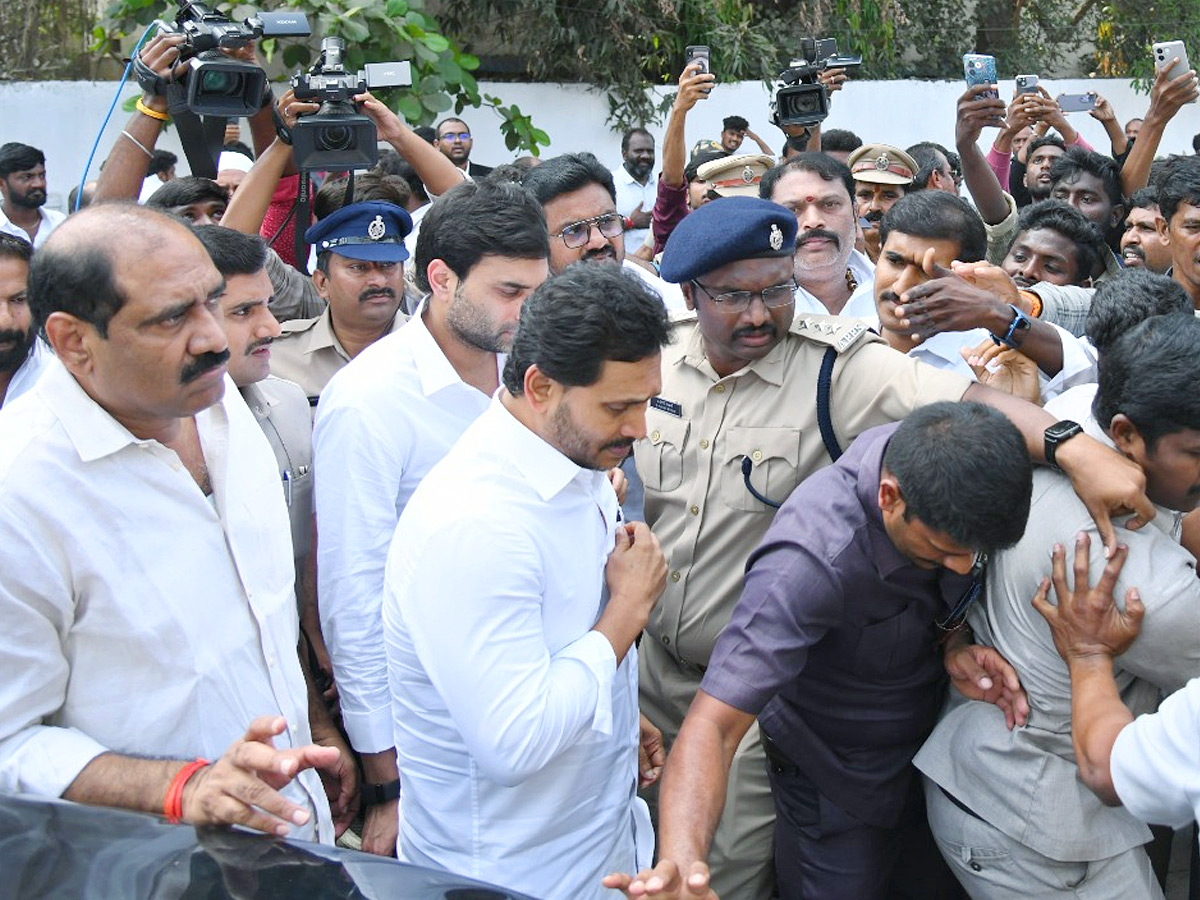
[553,212,624,249]
[690,279,797,313]
[440,131,471,142]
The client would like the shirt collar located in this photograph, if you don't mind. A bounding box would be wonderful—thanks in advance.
[300,307,341,355]
[489,396,604,503]
[238,381,276,421]
[410,305,502,398]
[852,428,916,579]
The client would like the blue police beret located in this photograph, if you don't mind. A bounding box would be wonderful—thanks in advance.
[305,200,413,263]
[659,196,798,284]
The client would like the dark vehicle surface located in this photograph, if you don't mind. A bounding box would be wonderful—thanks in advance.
[0,793,539,900]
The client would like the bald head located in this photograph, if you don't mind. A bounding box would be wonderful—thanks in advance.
[30,204,206,337]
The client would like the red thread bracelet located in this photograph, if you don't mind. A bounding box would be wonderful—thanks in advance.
[164,758,210,824]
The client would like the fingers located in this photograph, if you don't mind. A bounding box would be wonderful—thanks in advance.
[1030,574,1055,622]
[1050,540,1070,605]
[1092,540,1128,602]
[1123,588,1146,632]
[243,714,288,745]
[1124,491,1157,533]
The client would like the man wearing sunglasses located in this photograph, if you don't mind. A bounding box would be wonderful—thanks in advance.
[523,152,686,313]
[435,117,492,178]
[624,196,1153,899]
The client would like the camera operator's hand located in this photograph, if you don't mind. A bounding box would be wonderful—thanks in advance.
[354,91,407,145]
[355,91,466,196]
[955,83,1006,148]
[818,66,848,95]
[676,63,716,112]
[277,88,320,130]
[221,38,260,65]
[137,32,189,105]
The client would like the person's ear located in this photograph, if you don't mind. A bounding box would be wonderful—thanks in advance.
[522,363,560,413]
[45,312,94,377]
[312,266,330,300]
[877,474,904,514]
[1109,203,1125,232]
[1156,213,1171,245]
[1108,413,1147,465]
[427,258,455,300]
[681,281,696,312]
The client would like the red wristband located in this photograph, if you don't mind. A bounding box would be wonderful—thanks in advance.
[164,758,210,824]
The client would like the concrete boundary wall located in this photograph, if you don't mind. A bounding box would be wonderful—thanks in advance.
[2,77,1195,213]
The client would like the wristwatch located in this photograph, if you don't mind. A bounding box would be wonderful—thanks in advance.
[991,303,1033,349]
[362,779,401,806]
[1044,420,1084,470]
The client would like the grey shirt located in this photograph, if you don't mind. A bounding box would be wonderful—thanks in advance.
[915,396,1200,862]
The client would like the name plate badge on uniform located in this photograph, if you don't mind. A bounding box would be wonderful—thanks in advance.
[650,397,683,417]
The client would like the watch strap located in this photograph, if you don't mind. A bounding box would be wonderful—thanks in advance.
[990,303,1033,349]
[362,779,401,805]
[1044,420,1083,470]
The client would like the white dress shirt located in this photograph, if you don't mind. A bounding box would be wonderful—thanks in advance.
[313,307,495,753]
[612,165,658,255]
[0,360,332,842]
[2,337,51,408]
[793,249,878,320]
[624,258,686,314]
[0,206,65,249]
[383,398,652,900]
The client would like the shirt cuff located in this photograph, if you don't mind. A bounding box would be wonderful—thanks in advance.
[340,705,397,755]
[553,630,617,736]
[0,725,109,799]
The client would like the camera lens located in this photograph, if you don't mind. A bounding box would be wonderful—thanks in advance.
[201,70,244,97]
[317,125,354,152]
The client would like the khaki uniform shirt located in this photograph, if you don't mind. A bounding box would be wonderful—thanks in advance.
[634,312,971,669]
[240,376,314,563]
[269,307,407,404]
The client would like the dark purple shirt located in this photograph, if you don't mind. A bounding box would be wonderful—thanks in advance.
[651,175,689,256]
[700,422,972,828]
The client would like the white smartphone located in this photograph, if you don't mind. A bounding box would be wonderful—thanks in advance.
[1154,40,1192,82]
[1014,74,1039,94]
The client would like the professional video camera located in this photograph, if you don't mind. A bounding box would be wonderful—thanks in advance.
[770,38,862,129]
[158,1,310,117]
[289,37,412,171]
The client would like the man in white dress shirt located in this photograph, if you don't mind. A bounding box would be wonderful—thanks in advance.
[314,178,550,856]
[382,262,671,899]
[0,234,49,408]
[612,127,658,255]
[0,205,352,842]
[0,143,65,249]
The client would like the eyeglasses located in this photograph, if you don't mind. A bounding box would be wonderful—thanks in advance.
[440,131,471,142]
[553,213,624,249]
[690,280,797,312]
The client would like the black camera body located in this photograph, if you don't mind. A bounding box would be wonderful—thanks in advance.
[771,37,862,129]
[163,1,310,117]
[290,37,412,171]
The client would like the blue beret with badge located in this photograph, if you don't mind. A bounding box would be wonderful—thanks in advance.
[659,196,798,284]
[305,200,413,263]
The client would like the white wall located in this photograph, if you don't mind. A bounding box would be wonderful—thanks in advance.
[6,77,1198,213]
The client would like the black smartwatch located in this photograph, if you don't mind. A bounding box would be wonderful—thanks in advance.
[362,779,401,806]
[1044,420,1083,470]
[991,304,1033,349]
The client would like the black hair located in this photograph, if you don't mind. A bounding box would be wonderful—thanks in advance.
[1085,270,1193,355]
[67,181,96,212]
[483,163,528,185]
[723,116,749,132]
[882,401,1031,551]
[906,141,951,190]
[685,149,729,184]
[0,143,45,178]
[1192,133,1200,154]
[221,141,254,163]
[759,153,854,204]
[502,263,671,395]
[313,172,410,221]
[879,191,987,263]
[147,150,177,177]
[435,117,469,136]
[0,233,33,264]
[1155,154,1200,225]
[1025,133,1066,160]
[372,153,429,206]
[621,127,653,154]
[522,152,616,205]
[27,204,185,337]
[821,129,862,154]
[413,125,437,145]
[1049,146,1123,211]
[1126,186,1158,211]
[145,176,228,211]
[192,225,268,278]
[1094,313,1200,450]
[414,179,549,292]
[1010,200,1106,285]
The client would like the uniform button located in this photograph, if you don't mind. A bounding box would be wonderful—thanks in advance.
[699,439,709,449]
[714,384,725,394]
[670,570,681,582]
[689,505,699,515]
[650,430,660,442]
[969,862,982,872]
[661,635,670,645]
[752,449,763,462]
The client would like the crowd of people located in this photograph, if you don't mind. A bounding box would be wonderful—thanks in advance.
[3,29,1200,900]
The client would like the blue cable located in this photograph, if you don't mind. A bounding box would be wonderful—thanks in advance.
[75,21,160,212]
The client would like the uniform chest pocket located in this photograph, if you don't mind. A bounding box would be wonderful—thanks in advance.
[637,415,690,493]
[851,602,933,680]
[720,426,802,512]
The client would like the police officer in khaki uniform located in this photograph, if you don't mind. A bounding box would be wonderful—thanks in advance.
[270,201,412,404]
[627,195,1152,900]
[846,142,916,263]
